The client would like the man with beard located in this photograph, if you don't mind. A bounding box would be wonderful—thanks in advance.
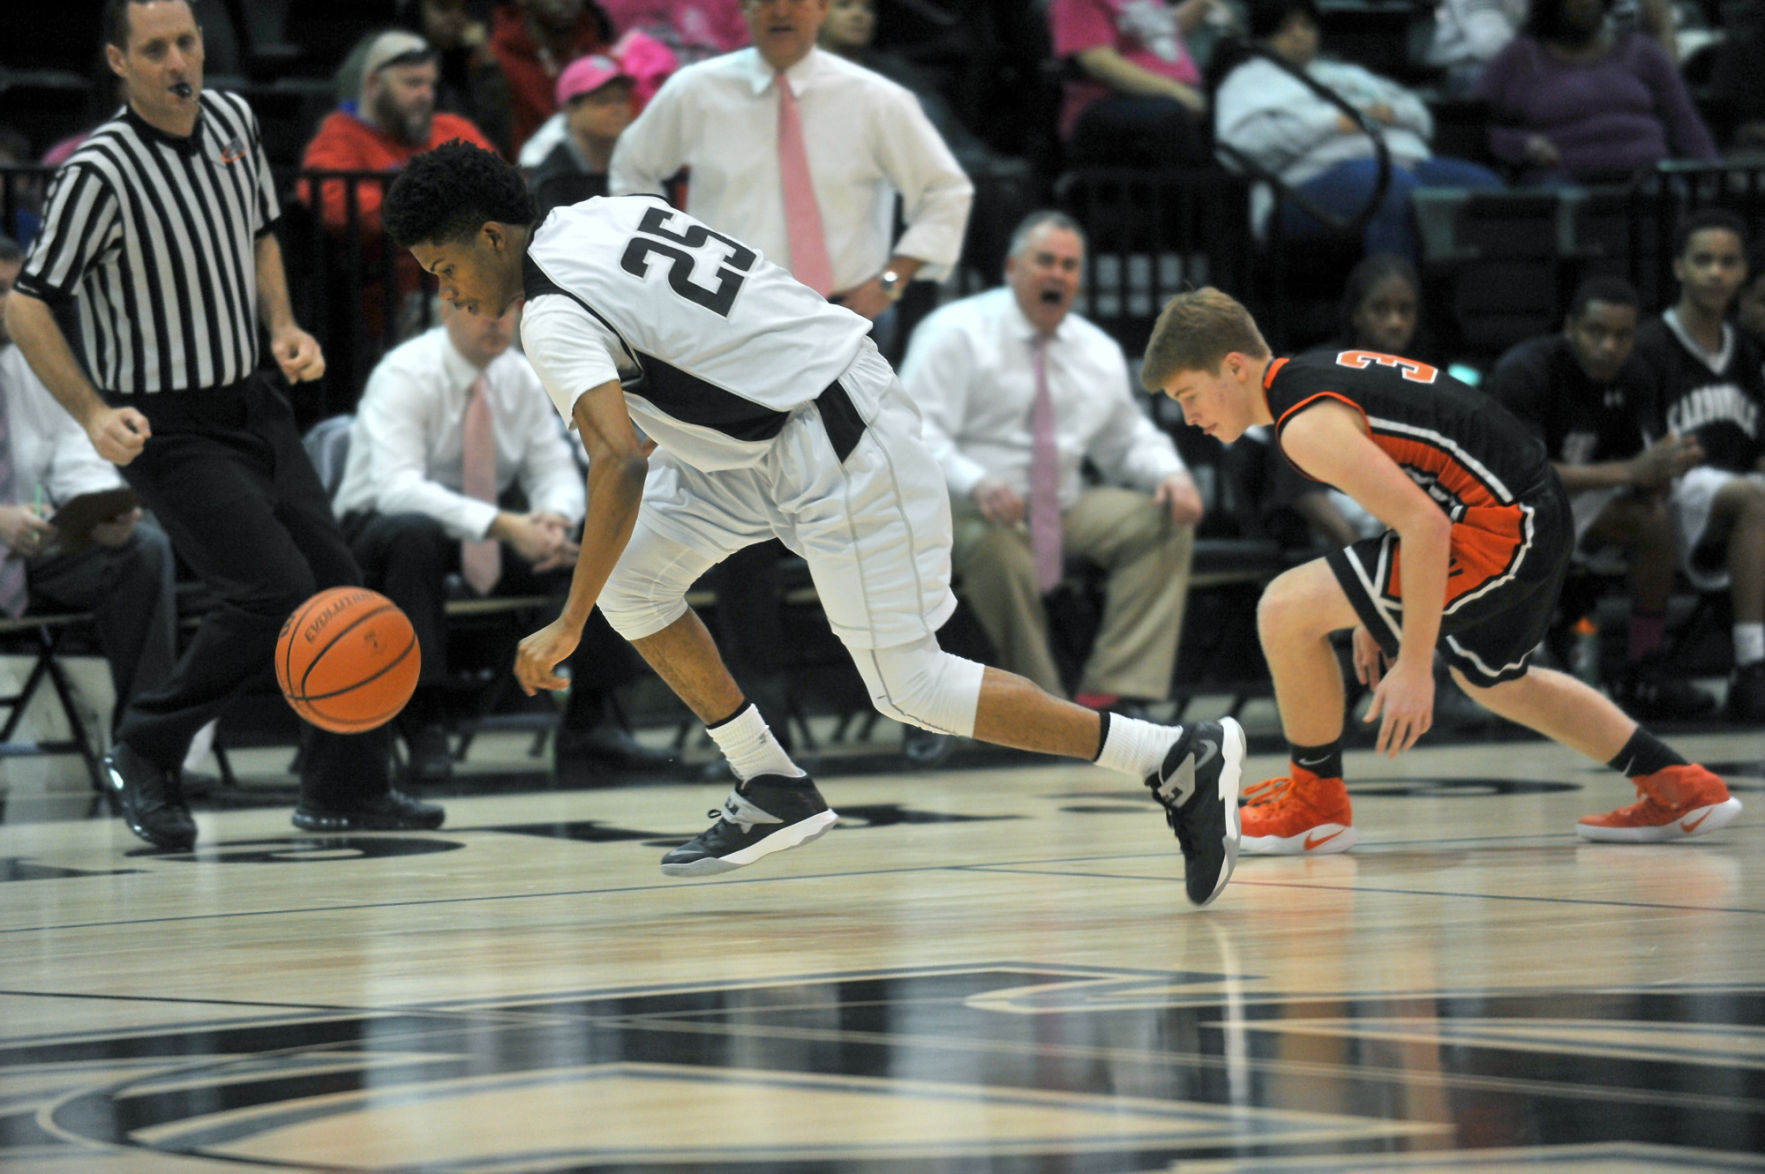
[301,30,497,402]
[302,31,497,241]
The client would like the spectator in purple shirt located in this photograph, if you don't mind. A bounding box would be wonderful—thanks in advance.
[1472,0,1716,186]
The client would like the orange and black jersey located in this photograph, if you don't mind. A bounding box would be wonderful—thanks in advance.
[1263,350,1555,519]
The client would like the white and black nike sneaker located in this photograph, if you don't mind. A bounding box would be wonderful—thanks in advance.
[1144,717,1246,906]
[660,774,839,876]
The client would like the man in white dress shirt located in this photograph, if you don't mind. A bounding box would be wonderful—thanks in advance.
[903,212,1202,711]
[0,235,179,737]
[333,297,671,784]
[609,0,972,328]
[380,143,1245,907]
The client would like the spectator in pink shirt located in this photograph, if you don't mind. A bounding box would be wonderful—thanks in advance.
[1049,0,1229,165]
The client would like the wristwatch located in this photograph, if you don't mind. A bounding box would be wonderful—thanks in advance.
[878,269,904,302]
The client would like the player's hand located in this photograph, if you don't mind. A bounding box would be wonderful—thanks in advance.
[0,503,55,555]
[89,506,143,548]
[515,616,580,696]
[88,405,151,466]
[271,326,327,384]
[1351,625,1387,688]
[1154,472,1205,524]
[1363,653,1434,757]
[972,476,1025,526]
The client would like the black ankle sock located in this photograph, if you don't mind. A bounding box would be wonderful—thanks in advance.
[1289,740,1342,779]
[1607,727,1687,778]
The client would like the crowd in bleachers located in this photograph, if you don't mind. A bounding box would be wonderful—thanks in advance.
[0,0,1760,808]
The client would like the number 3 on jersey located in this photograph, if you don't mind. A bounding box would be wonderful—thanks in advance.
[1336,349,1438,384]
[619,206,755,317]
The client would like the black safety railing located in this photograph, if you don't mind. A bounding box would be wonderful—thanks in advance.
[8,159,1758,417]
[0,164,434,429]
[1052,166,1254,357]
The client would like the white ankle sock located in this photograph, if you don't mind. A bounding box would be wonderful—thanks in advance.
[707,703,805,782]
[1734,623,1764,667]
[1094,714,1184,778]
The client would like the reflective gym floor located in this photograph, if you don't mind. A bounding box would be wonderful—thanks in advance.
[0,703,1761,1172]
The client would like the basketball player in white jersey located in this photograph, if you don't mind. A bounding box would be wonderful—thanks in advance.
[381,141,1244,906]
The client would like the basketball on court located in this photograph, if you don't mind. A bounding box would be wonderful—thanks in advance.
[275,587,421,734]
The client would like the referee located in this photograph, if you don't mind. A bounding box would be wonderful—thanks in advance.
[4,0,443,850]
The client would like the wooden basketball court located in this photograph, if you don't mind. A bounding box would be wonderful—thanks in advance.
[1,709,1760,1171]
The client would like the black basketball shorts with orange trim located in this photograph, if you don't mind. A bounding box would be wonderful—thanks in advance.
[1324,477,1573,687]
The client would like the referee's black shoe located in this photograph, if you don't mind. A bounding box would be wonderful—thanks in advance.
[1144,717,1245,907]
[660,774,838,876]
[292,789,445,833]
[105,742,196,851]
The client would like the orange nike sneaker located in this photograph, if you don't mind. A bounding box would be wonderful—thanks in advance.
[1240,766,1356,855]
[1576,764,1743,843]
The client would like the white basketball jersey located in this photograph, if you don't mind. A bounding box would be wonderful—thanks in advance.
[519,195,876,470]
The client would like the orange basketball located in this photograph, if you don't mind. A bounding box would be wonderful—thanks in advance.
[275,588,421,734]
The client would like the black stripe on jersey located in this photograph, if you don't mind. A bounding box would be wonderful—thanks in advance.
[631,350,790,442]
[522,253,790,442]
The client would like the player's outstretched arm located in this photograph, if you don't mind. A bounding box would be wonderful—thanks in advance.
[1282,401,1451,756]
[514,378,649,696]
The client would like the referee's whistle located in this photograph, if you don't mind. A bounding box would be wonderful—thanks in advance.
[171,83,193,98]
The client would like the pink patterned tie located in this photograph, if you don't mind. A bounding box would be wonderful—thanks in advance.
[459,374,502,596]
[0,370,27,617]
[776,72,834,297]
[1029,336,1063,594]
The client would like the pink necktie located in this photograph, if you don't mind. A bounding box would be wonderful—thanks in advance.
[0,371,27,617]
[776,72,834,297]
[1029,336,1063,594]
[460,374,502,596]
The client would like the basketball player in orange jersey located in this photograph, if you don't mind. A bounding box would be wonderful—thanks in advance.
[1142,288,1741,853]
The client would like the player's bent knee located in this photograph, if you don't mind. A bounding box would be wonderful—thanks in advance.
[851,636,985,737]
[597,585,691,643]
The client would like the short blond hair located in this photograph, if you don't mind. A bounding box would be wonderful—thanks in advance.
[1141,287,1271,391]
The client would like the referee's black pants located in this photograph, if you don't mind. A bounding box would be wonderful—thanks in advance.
[107,373,391,807]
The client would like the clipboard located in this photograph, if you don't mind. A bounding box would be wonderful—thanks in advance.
[38,487,143,558]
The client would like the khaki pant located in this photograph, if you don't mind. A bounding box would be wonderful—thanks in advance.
[952,486,1194,700]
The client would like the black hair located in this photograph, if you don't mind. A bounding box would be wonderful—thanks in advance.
[1247,0,1320,41]
[383,140,535,249]
[1566,274,1639,321]
[0,234,22,266]
[1673,207,1749,258]
[1338,253,1417,341]
[102,0,193,51]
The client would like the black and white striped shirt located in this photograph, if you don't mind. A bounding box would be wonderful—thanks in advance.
[17,92,279,395]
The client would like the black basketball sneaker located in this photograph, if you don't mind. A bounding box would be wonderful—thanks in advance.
[661,774,839,876]
[1144,717,1245,906]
